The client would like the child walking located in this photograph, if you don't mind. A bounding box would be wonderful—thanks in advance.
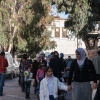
[36,64,45,94]
[39,67,68,100]
[24,67,33,99]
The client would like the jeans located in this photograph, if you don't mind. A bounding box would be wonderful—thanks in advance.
[18,74,21,85]
[34,78,37,93]
[49,95,55,100]
[0,73,5,95]
[20,74,25,92]
[25,81,31,98]
[36,78,43,94]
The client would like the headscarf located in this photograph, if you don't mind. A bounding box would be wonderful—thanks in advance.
[60,53,64,58]
[76,48,86,66]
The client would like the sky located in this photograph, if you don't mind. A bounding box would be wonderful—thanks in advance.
[50,4,69,19]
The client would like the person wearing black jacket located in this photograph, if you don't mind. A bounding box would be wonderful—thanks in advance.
[31,54,41,94]
[49,51,64,80]
[19,54,31,92]
[68,48,97,100]
[39,51,47,67]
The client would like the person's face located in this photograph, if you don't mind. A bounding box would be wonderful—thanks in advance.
[51,54,54,58]
[28,68,31,72]
[76,52,81,60]
[46,69,53,77]
[42,66,45,70]
[22,58,25,62]
[37,57,41,61]
[41,53,44,58]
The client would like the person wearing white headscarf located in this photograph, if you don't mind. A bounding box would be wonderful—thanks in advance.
[76,48,86,66]
[68,48,97,100]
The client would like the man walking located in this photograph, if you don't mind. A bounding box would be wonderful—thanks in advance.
[0,51,8,96]
[19,54,29,92]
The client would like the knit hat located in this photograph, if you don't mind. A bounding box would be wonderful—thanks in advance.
[60,53,64,58]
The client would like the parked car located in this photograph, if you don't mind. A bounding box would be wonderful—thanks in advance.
[5,52,15,79]
[13,58,20,76]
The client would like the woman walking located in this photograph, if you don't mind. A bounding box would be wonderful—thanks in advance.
[68,48,97,100]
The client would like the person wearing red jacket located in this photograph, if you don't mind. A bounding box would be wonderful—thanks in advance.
[0,51,8,96]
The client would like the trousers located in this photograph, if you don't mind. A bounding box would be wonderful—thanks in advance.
[0,73,5,95]
[94,80,100,100]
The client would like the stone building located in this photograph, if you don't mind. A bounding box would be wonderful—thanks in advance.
[44,17,86,58]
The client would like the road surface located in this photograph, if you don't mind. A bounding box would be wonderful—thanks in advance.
[0,77,38,100]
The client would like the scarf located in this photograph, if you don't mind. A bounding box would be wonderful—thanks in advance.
[76,48,86,66]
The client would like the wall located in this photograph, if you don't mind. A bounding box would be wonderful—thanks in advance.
[45,18,86,58]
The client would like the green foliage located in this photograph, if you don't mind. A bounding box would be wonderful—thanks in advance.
[66,0,92,37]
[52,0,96,40]
[0,0,56,54]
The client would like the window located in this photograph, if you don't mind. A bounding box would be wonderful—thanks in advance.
[55,27,60,37]
[62,28,67,38]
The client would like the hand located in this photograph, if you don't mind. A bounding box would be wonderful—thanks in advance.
[37,80,39,83]
[68,85,72,91]
[61,72,64,74]
[66,68,69,71]
[21,70,23,72]
[93,83,97,90]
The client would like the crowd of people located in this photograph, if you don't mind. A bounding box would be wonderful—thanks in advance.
[0,47,100,100]
[18,51,68,99]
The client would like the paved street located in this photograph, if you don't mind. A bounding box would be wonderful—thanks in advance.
[0,77,38,100]
[2,77,95,100]
[0,77,72,100]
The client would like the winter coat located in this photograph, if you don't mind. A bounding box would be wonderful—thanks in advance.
[0,56,8,73]
[19,59,32,72]
[32,60,40,79]
[39,76,68,100]
[36,69,45,82]
[68,58,97,85]
[49,56,64,78]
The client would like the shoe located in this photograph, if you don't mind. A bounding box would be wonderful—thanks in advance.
[25,93,30,99]
[25,96,30,99]
[22,89,25,92]
[0,94,3,96]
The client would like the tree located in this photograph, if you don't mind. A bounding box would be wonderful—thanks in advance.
[0,0,56,55]
[67,0,100,50]
[55,0,100,50]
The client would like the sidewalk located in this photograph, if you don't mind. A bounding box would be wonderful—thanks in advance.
[0,78,38,100]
